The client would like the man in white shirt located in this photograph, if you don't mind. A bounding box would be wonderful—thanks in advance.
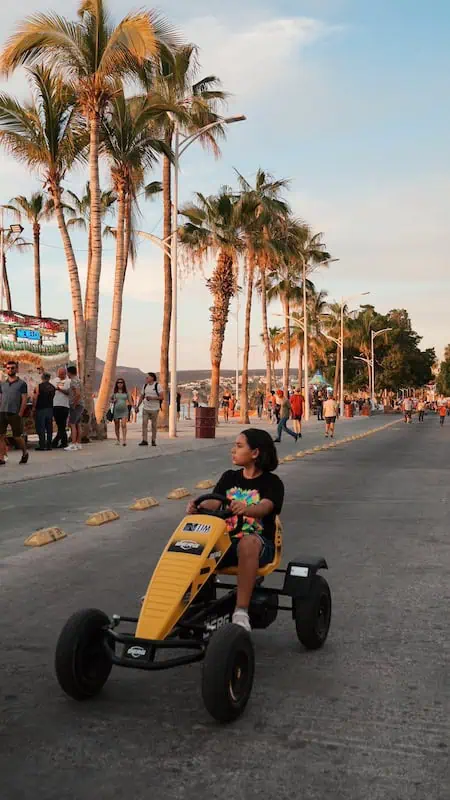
[51,366,71,448]
[137,372,163,446]
[323,393,338,438]
[402,396,413,423]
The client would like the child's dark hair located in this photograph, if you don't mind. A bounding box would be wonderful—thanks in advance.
[241,428,278,472]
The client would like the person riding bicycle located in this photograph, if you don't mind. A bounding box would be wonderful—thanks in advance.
[187,428,284,632]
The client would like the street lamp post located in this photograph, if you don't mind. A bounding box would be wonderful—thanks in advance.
[339,291,370,415]
[168,114,246,438]
[370,328,392,406]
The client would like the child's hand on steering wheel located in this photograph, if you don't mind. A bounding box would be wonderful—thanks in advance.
[229,500,247,516]
[186,500,198,514]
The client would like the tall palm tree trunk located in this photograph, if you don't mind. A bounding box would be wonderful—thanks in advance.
[96,187,126,422]
[240,250,255,424]
[52,187,85,374]
[32,221,42,317]
[209,251,234,413]
[83,114,102,411]
[260,260,272,391]
[2,253,12,310]
[283,297,291,395]
[159,144,172,430]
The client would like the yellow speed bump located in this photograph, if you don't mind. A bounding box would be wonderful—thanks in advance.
[167,487,191,500]
[86,509,120,526]
[24,527,67,548]
[296,451,306,458]
[195,479,215,490]
[283,454,296,462]
[129,497,159,511]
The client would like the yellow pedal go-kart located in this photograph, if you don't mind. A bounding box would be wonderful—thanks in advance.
[55,493,331,723]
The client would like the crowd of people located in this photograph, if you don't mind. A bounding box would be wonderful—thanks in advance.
[0,360,85,467]
[2,359,447,471]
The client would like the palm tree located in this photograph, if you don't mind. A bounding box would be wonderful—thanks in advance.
[180,189,243,412]
[288,286,329,385]
[261,326,282,386]
[267,262,301,394]
[0,229,31,312]
[323,301,350,398]
[65,182,116,287]
[141,45,227,427]
[0,66,86,366]
[1,0,178,405]
[1,252,11,311]
[95,91,170,422]
[5,192,53,317]
[235,169,290,422]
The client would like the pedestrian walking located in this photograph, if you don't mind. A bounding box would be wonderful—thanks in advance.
[439,404,446,426]
[402,396,413,423]
[51,366,70,448]
[290,387,304,437]
[222,389,232,422]
[323,393,338,438]
[273,391,298,443]
[33,372,55,450]
[176,391,181,421]
[316,391,324,421]
[0,360,29,465]
[417,399,425,423]
[274,390,282,424]
[192,389,199,409]
[256,391,264,419]
[65,365,84,451]
[111,378,131,446]
[137,372,162,447]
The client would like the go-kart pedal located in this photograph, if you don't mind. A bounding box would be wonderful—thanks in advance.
[54,493,331,724]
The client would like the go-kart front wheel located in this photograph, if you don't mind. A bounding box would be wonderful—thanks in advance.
[294,575,331,650]
[202,624,254,723]
[55,608,112,700]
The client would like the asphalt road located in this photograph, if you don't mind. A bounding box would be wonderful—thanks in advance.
[1,417,449,799]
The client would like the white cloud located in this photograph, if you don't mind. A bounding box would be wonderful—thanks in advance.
[182,15,336,102]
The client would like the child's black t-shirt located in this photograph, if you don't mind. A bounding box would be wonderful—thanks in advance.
[214,469,284,542]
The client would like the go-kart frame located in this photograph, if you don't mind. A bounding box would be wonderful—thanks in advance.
[103,556,328,672]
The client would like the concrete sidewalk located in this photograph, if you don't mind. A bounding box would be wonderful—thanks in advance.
[0,413,397,486]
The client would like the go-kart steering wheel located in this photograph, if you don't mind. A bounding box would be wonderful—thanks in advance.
[193,493,235,520]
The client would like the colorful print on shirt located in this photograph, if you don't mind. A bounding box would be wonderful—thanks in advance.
[225,486,264,537]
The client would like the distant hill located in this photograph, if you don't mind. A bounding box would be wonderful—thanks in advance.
[95,359,297,390]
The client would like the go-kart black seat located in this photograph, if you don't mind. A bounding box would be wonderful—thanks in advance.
[218,517,283,578]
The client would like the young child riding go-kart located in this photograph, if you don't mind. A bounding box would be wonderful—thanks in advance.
[186,428,284,632]
[55,429,331,723]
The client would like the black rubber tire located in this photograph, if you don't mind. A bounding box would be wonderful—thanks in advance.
[55,608,112,700]
[201,623,255,723]
[294,575,332,650]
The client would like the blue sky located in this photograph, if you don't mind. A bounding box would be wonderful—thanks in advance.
[0,0,449,371]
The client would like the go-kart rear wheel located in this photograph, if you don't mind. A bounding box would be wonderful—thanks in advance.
[294,575,331,650]
[55,608,112,700]
[201,623,254,723]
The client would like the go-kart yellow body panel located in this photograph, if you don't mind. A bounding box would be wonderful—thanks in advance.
[136,514,232,641]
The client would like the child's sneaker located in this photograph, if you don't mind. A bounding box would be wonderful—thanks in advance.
[232,608,251,632]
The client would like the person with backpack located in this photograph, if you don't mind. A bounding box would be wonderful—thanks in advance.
[136,372,163,447]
